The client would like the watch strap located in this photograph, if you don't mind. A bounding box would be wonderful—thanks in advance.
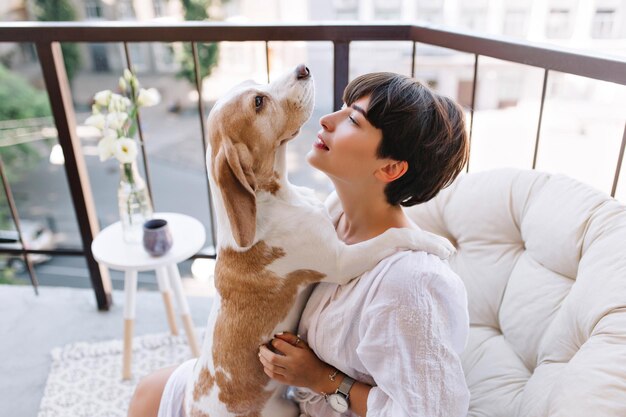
[336,375,356,399]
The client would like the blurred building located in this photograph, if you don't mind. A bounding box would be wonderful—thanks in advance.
[0,1,34,69]
[67,0,184,74]
[308,0,626,110]
[0,0,185,74]
[2,0,624,110]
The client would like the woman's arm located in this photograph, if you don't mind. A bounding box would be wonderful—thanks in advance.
[258,266,470,417]
[258,332,371,416]
[355,270,470,417]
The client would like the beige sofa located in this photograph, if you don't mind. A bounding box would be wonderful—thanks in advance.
[406,168,626,417]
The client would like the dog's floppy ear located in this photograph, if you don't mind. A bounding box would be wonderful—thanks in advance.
[215,140,257,247]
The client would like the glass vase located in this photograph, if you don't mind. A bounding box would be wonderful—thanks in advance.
[118,161,153,243]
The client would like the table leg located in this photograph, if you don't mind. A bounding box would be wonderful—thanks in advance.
[156,266,179,336]
[166,263,201,357]
[123,269,138,380]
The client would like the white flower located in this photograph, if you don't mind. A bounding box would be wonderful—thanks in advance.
[106,112,128,130]
[137,88,160,107]
[101,128,117,139]
[85,114,106,130]
[97,135,117,162]
[118,77,127,92]
[114,137,138,164]
[123,69,133,82]
[108,93,127,112]
[94,90,112,107]
[92,104,100,114]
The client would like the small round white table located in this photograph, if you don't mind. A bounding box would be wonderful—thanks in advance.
[92,212,205,380]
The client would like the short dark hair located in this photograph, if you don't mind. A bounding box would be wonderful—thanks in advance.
[343,72,469,207]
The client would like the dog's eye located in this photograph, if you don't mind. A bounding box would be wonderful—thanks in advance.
[254,96,264,109]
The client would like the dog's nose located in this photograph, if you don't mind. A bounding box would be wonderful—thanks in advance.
[296,64,310,80]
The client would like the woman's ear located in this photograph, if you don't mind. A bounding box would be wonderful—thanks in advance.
[375,160,408,183]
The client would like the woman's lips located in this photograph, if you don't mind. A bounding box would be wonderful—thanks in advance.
[314,135,329,151]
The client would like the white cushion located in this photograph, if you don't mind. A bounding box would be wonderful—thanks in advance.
[406,168,626,417]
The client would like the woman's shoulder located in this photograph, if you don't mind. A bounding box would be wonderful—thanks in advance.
[368,250,466,304]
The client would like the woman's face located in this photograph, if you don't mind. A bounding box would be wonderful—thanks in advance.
[306,96,385,184]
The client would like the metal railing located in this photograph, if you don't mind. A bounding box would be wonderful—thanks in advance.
[0,22,624,310]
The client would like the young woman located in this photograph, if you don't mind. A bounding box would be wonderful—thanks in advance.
[128,72,470,417]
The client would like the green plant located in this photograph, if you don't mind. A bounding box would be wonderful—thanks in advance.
[0,63,49,173]
[0,65,51,121]
[33,0,82,82]
[0,63,49,179]
[176,0,219,86]
[0,64,50,228]
[0,262,22,285]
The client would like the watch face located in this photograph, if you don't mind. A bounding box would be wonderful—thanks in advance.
[328,393,349,413]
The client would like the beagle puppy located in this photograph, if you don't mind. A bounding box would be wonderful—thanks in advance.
[185,65,454,417]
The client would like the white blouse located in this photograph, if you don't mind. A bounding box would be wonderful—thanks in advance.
[293,195,470,417]
[158,194,470,417]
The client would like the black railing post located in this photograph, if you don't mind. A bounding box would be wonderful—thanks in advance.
[612,123,626,198]
[533,69,549,170]
[36,41,113,311]
[192,41,217,248]
[333,41,350,111]
[0,155,39,292]
[466,54,479,173]
[411,41,416,78]
[265,41,271,83]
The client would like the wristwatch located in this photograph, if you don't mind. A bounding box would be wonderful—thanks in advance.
[327,375,356,413]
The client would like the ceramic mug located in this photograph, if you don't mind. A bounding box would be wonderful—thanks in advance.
[143,219,173,257]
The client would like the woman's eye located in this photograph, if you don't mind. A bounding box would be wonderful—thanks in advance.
[348,115,358,125]
[255,96,264,109]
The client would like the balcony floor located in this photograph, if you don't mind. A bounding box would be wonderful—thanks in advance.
[0,284,213,417]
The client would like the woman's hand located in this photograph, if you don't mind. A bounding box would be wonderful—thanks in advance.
[258,332,335,393]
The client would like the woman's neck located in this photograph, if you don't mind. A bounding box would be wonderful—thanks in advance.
[333,181,412,245]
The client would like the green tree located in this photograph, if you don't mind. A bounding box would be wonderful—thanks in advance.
[0,64,50,228]
[176,0,219,86]
[33,0,82,82]
[0,65,51,121]
[0,267,21,285]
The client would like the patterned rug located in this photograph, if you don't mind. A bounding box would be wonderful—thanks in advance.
[38,329,204,417]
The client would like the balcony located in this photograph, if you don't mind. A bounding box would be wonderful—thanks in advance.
[0,22,625,416]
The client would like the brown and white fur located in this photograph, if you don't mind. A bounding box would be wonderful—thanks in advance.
[184,65,454,417]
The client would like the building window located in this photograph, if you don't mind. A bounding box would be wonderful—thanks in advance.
[333,0,358,20]
[417,0,444,7]
[374,0,401,20]
[546,8,572,39]
[417,9,443,24]
[459,8,487,31]
[591,8,616,39]
[128,43,148,72]
[416,0,443,24]
[153,44,177,72]
[85,0,102,19]
[503,9,528,37]
[90,43,110,72]
[118,0,136,20]
[154,0,165,17]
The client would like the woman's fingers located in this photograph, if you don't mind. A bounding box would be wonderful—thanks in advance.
[259,334,317,386]
[259,345,287,366]
[274,332,309,350]
[258,346,288,377]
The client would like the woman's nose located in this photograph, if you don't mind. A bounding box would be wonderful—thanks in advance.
[319,112,335,131]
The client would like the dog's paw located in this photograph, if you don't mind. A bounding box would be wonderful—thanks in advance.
[383,227,456,260]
